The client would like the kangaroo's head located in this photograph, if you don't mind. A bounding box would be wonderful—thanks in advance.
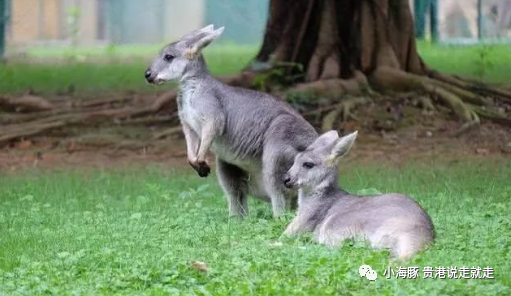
[145,25,224,84]
[284,131,358,190]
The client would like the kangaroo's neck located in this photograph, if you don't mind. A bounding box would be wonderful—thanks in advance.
[299,180,337,202]
[298,173,349,207]
[295,176,346,229]
[180,55,210,87]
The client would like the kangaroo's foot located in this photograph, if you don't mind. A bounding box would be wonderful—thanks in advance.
[189,159,211,177]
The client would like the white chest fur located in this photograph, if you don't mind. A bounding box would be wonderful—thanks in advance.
[178,83,203,134]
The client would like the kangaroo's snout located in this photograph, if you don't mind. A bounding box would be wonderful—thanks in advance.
[145,68,155,84]
[283,175,293,189]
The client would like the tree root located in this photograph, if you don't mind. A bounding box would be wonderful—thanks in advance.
[0,94,53,113]
[152,126,183,140]
[371,67,480,123]
[415,96,436,111]
[429,79,491,106]
[422,83,480,123]
[289,71,372,97]
[429,70,511,104]
[471,105,511,126]
[0,121,66,146]
[321,96,371,131]
[453,121,480,137]
[120,114,178,126]
[0,91,178,147]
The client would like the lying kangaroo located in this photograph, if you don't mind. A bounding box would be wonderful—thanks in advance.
[283,131,435,259]
[145,25,317,217]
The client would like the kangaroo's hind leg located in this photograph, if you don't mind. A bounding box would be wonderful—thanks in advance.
[216,158,249,217]
[262,145,295,217]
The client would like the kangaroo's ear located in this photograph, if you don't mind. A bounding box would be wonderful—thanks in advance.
[325,131,358,165]
[181,24,215,42]
[185,27,224,59]
[308,130,339,150]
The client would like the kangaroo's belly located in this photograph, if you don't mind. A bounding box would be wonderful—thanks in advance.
[211,134,262,167]
[211,141,270,202]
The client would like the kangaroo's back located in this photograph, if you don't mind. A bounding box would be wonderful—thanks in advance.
[320,193,434,258]
[208,77,317,161]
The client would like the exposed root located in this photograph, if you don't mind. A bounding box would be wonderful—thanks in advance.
[429,70,511,104]
[120,114,177,126]
[0,121,66,146]
[453,121,480,137]
[429,79,491,106]
[0,91,178,147]
[321,96,371,131]
[152,126,183,140]
[415,96,436,111]
[471,105,511,126]
[290,71,371,97]
[76,96,135,108]
[422,84,480,123]
[0,94,53,113]
[371,67,480,123]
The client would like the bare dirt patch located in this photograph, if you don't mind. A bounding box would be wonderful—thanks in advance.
[1,121,509,173]
[1,91,510,173]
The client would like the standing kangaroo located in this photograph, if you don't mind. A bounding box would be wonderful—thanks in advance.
[145,25,318,217]
[283,131,435,259]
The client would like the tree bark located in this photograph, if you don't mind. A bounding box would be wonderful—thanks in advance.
[256,0,426,80]
[251,0,510,125]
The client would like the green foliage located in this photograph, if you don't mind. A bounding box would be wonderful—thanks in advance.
[0,161,510,295]
[474,45,495,82]
[252,62,304,92]
[285,91,328,113]
[67,6,81,47]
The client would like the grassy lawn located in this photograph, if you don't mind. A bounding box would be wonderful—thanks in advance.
[1,161,510,295]
[1,42,511,96]
[0,44,258,96]
[417,41,511,84]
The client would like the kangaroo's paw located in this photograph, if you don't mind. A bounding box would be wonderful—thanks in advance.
[188,160,211,177]
[196,160,211,177]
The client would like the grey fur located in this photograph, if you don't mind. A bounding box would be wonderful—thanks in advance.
[283,131,435,259]
[145,25,318,217]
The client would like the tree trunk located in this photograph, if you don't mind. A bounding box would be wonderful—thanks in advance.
[250,0,511,126]
[256,0,425,81]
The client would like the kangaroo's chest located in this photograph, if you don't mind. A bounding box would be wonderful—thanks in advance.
[178,87,203,134]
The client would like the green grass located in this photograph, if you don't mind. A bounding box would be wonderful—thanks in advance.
[1,42,510,96]
[0,44,258,96]
[417,41,511,84]
[1,161,510,295]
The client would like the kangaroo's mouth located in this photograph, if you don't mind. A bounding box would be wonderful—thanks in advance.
[283,177,296,189]
[146,78,164,85]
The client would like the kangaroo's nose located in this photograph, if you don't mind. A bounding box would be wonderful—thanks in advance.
[144,68,154,83]
[144,69,151,78]
[283,177,292,188]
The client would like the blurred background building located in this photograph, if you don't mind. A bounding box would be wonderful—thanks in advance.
[411,0,511,42]
[4,0,269,47]
[1,0,510,53]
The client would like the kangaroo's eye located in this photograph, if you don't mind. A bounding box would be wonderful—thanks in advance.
[303,162,315,169]
[164,54,174,62]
